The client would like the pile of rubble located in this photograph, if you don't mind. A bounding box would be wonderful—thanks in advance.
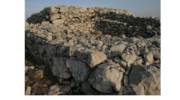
[25,6,160,95]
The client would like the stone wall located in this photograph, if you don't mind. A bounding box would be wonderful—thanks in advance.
[25,6,160,95]
[27,6,160,37]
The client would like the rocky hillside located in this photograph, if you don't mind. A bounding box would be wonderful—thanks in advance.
[25,6,160,95]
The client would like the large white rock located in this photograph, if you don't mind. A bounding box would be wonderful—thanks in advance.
[121,45,137,66]
[89,62,124,93]
[129,65,160,95]
[145,52,154,65]
[88,50,107,68]
[110,44,126,54]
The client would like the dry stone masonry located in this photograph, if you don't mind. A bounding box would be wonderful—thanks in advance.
[25,5,160,95]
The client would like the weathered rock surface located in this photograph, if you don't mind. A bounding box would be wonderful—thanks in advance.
[48,84,61,95]
[80,82,99,95]
[51,57,71,79]
[144,52,154,65]
[88,50,107,68]
[48,84,72,95]
[128,65,160,95]
[121,45,137,66]
[66,59,90,82]
[25,5,160,95]
[110,44,126,56]
[89,62,124,93]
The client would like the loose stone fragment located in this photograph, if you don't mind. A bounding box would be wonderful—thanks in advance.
[145,52,154,65]
[34,70,44,80]
[88,50,107,68]
[110,44,126,56]
[25,86,31,95]
[48,84,60,95]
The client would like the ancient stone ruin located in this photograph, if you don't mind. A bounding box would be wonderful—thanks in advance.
[25,6,160,95]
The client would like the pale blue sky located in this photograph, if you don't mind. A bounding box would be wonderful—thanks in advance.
[25,0,160,18]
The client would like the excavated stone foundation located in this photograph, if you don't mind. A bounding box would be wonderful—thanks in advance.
[25,6,160,95]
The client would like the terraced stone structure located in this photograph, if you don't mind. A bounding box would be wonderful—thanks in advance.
[25,6,160,95]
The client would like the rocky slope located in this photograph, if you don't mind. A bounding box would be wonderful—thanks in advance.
[25,6,160,95]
